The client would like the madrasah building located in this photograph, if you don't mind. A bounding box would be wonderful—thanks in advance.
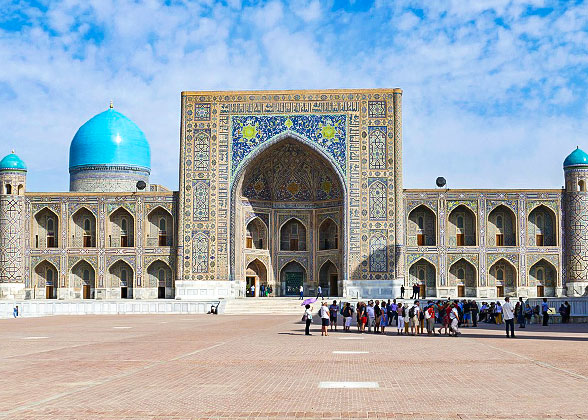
[1,88,588,302]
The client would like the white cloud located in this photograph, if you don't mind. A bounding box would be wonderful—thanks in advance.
[1,0,588,192]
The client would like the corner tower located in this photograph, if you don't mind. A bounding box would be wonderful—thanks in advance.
[0,151,26,298]
[69,103,151,192]
[563,147,588,296]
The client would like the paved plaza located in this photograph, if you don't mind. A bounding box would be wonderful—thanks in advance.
[1,314,587,419]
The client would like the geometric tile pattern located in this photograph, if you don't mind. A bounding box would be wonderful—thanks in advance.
[368,126,386,169]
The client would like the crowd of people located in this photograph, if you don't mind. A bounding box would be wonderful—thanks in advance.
[302,297,572,338]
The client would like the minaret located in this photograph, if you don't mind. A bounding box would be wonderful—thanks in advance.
[563,147,588,297]
[0,151,27,299]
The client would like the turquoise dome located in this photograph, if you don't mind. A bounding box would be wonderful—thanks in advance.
[69,106,150,170]
[564,147,588,168]
[0,151,26,171]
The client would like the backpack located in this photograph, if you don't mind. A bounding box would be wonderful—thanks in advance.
[408,306,415,318]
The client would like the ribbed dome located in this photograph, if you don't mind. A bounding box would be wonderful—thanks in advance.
[69,106,150,170]
[564,147,588,168]
[0,151,27,171]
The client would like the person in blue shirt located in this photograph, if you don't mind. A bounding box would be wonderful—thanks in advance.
[541,298,550,326]
[13,305,18,318]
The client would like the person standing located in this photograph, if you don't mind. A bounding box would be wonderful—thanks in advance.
[470,300,479,327]
[319,302,330,336]
[425,304,435,335]
[374,300,381,333]
[329,300,339,332]
[317,285,324,300]
[303,304,313,335]
[250,284,255,297]
[389,299,397,326]
[409,301,421,336]
[414,284,420,300]
[449,303,460,336]
[13,305,19,318]
[400,285,405,299]
[503,297,515,338]
[517,297,526,328]
[396,303,405,335]
[299,285,304,300]
[380,303,388,334]
[366,301,376,333]
[563,301,571,323]
[343,302,353,332]
[542,298,550,326]
[495,302,503,324]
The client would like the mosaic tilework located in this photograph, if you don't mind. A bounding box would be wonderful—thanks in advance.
[192,180,210,221]
[368,126,386,170]
[369,230,387,273]
[368,179,387,220]
[193,130,211,171]
[368,100,386,118]
[192,231,209,273]
[231,114,347,179]
[0,196,24,282]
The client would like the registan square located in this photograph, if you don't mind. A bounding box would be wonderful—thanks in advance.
[1,1,588,419]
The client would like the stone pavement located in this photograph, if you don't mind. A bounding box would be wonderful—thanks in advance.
[1,314,587,419]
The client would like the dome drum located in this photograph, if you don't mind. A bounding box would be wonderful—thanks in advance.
[70,165,150,193]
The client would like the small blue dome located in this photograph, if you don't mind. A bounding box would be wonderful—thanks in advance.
[564,147,588,168]
[69,106,150,170]
[0,151,27,171]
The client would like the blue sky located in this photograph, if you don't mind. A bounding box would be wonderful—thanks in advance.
[1,0,588,191]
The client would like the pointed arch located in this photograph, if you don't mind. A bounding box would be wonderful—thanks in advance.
[33,259,59,299]
[33,207,59,249]
[147,259,173,297]
[70,259,96,299]
[318,259,339,296]
[528,205,557,246]
[245,217,268,250]
[489,258,518,296]
[318,218,338,250]
[447,205,477,246]
[529,258,557,297]
[487,204,517,246]
[147,206,173,247]
[408,204,436,246]
[408,258,437,297]
[108,259,134,297]
[449,258,477,297]
[280,260,307,297]
[70,206,97,248]
[279,218,307,251]
[108,207,135,247]
[230,132,348,282]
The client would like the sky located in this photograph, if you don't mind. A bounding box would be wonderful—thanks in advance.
[1,0,588,192]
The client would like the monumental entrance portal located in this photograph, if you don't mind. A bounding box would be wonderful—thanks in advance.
[177,89,404,298]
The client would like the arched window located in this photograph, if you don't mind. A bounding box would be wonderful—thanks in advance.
[46,269,53,284]
[579,180,586,192]
[121,218,127,234]
[280,219,306,251]
[418,269,425,281]
[120,218,129,247]
[5,184,11,195]
[158,218,167,246]
[457,268,465,281]
[159,218,166,232]
[537,268,544,282]
[46,217,56,248]
[83,270,89,282]
[84,219,90,232]
[418,216,424,230]
[496,215,503,229]
[47,218,54,232]
[497,268,504,281]
[17,184,23,195]
[121,269,127,285]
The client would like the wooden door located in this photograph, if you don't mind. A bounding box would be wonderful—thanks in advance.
[121,287,128,299]
[285,272,303,296]
[537,285,544,297]
[121,235,128,247]
[497,286,504,297]
[46,286,53,299]
[419,284,426,298]
[536,235,544,246]
[246,237,253,248]
[83,235,92,247]
[496,234,504,246]
[158,286,165,299]
[417,234,425,246]
[83,285,90,299]
[456,234,464,246]
[290,239,298,251]
[457,285,465,297]
[329,274,338,297]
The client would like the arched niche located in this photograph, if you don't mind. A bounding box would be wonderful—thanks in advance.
[280,260,306,297]
[108,208,134,247]
[71,260,95,299]
[33,207,59,248]
[34,260,59,299]
[408,258,436,297]
[70,207,96,248]
[280,218,307,251]
[245,218,268,250]
[489,258,517,297]
[529,259,557,297]
[447,205,476,246]
[487,205,516,246]
[318,218,338,250]
[528,205,556,246]
[408,205,436,246]
[319,260,339,296]
[109,260,134,299]
[147,260,173,299]
[147,207,173,247]
[449,258,477,297]
[245,259,268,297]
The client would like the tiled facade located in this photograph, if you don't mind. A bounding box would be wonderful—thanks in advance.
[0,88,587,300]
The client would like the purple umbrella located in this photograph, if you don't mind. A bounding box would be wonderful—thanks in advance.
[301,297,317,306]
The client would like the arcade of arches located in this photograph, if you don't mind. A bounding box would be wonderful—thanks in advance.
[235,139,343,297]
